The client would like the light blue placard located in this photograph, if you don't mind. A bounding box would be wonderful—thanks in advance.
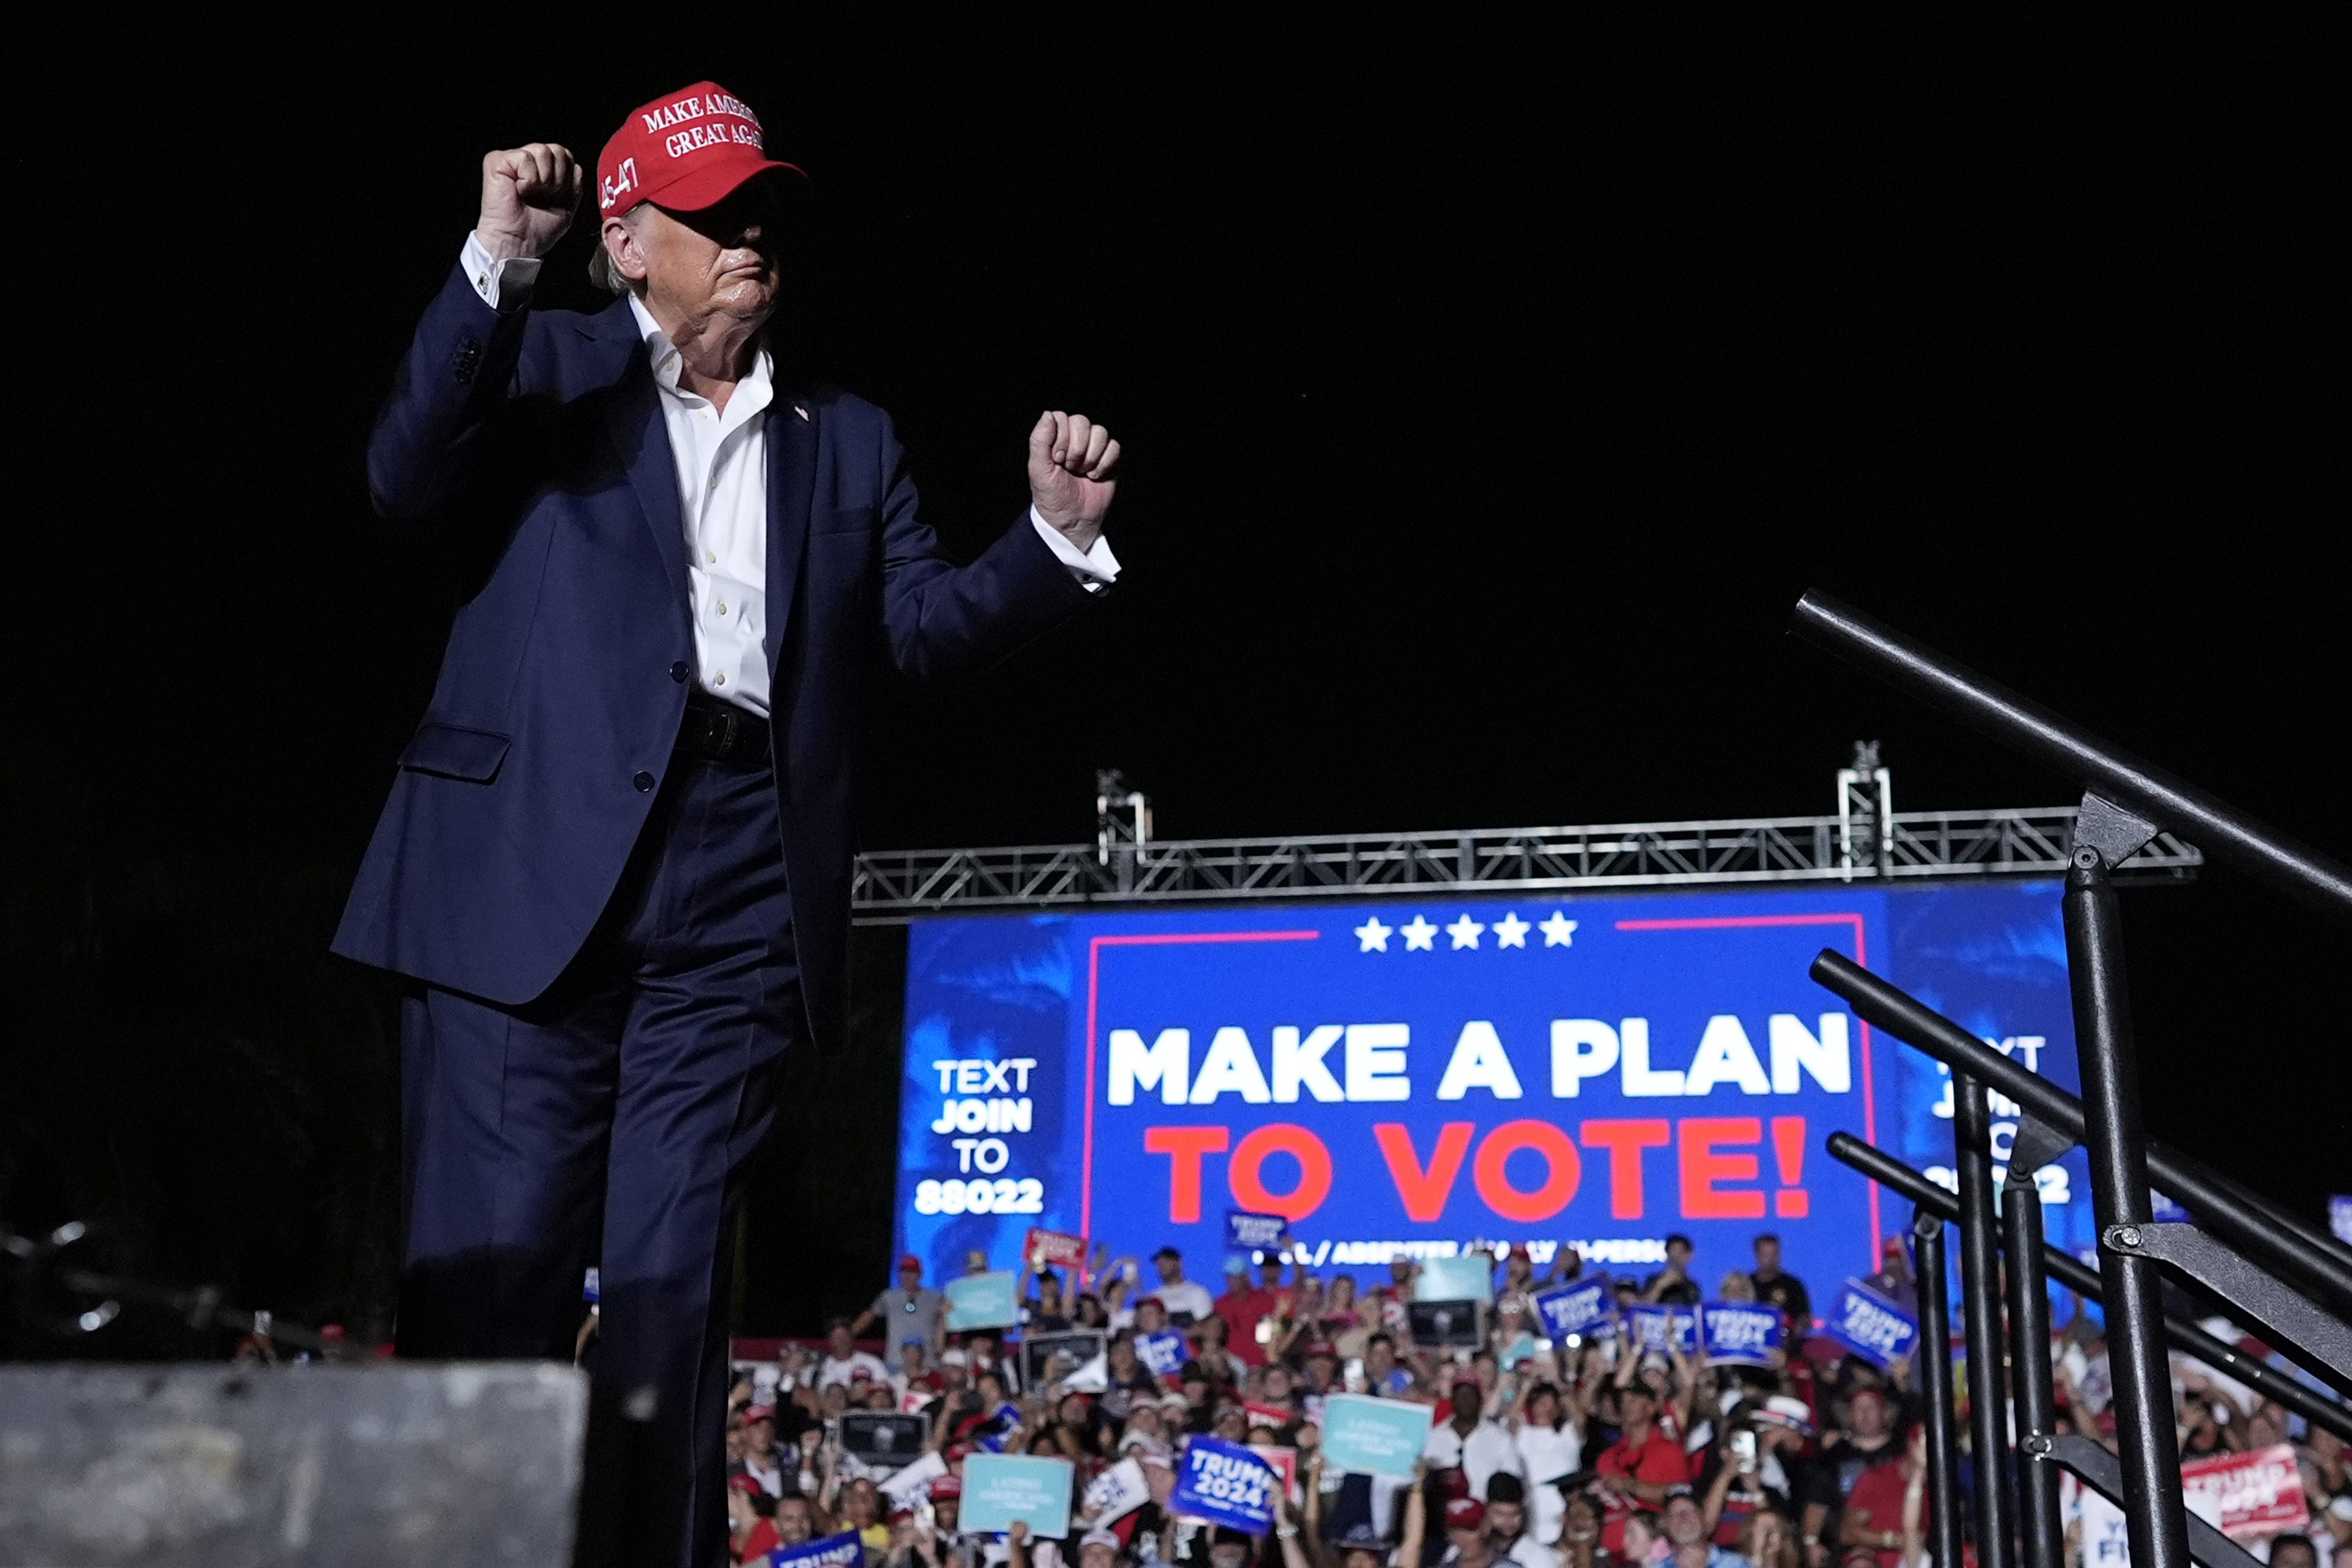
[1319,1392,1433,1478]
[960,1454,1076,1538]
[945,1270,1020,1332]
[1417,1253,1494,1305]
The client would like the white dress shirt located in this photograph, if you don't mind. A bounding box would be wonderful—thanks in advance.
[459,234,1121,715]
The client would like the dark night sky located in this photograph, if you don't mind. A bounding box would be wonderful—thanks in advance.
[4,20,2342,1333]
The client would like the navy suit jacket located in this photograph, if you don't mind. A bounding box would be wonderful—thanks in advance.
[332,264,1096,1051]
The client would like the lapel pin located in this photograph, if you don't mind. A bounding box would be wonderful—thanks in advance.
[795,403,809,421]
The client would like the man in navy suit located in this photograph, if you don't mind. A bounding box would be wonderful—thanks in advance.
[332,82,1123,1566]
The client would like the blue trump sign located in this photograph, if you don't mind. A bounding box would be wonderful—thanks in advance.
[1137,1331,1189,1378]
[768,1532,865,1568]
[1819,1278,1919,1368]
[1171,1437,1284,1536]
[1228,1210,1289,1252]
[1699,1302,1784,1366]
[1624,1304,1697,1354]
[1534,1276,1615,1342]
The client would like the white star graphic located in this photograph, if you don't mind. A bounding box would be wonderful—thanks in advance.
[1447,914,1486,949]
[1401,915,1438,951]
[1354,917,1393,952]
[1539,912,1579,948]
[1493,912,1531,948]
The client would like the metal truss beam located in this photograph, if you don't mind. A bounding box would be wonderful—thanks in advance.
[852,807,2200,921]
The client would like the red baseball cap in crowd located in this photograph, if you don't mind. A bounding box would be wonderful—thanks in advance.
[900,1254,923,1275]
[596,81,807,217]
[1445,1500,1485,1531]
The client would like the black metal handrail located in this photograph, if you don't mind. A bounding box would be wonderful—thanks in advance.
[1826,1132,2352,1442]
[1812,948,2352,1308]
[1790,590,2352,918]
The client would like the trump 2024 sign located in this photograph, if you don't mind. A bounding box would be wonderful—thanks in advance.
[894,882,2092,1298]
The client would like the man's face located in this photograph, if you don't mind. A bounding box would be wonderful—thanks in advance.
[607,181,788,329]
[1391,1258,1414,1285]
[747,1417,776,1455]
[901,1263,922,1290]
[1664,1498,1705,1547]
[1082,1545,1119,1568]
[1667,1240,1692,1270]
[829,1326,854,1356]
[2269,1543,2317,1568]
[1262,1260,1285,1287]
[1449,1527,1492,1568]
[1367,1340,1394,1373]
[1137,1302,1167,1333]
[1848,1391,1891,1441]
[1451,1383,1481,1421]
[1486,1501,1525,1540]
[1157,1254,1182,1284]
[1754,1238,1780,1273]
[776,1500,815,1546]
[1621,1388,1656,1428]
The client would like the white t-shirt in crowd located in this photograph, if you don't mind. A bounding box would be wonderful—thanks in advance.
[1423,1417,1527,1502]
[1513,1421,1583,1543]
[821,1350,891,1389]
[1149,1278,1216,1323]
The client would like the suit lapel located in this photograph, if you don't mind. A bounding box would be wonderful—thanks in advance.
[764,386,816,675]
[587,304,690,621]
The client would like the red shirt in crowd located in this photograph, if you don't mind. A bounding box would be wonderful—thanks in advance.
[1596,1425,1692,1554]
[1215,1285,1277,1366]
[734,1518,782,1564]
[1839,1459,1930,1568]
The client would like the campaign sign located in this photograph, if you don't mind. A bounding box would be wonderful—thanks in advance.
[1137,1331,1190,1378]
[1699,1302,1784,1367]
[1084,1457,1153,1525]
[881,1451,949,1506]
[1408,1299,1482,1348]
[1534,1276,1614,1342]
[1026,1227,1088,1269]
[1024,1330,1107,1391]
[1228,1209,1289,1253]
[842,1412,930,1468]
[1251,1445,1300,1502]
[1172,1436,1284,1536]
[1319,1392,1433,1478]
[2182,1444,2311,1541]
[1819,1278,1920,1369]
[961,1454,1076,1538]
[767,1531,865,1568]
[946,1271,1020,1332]
[1245,1400,1297,1433]
[1418,1253,1496,1304]
[1624,1304,1698,1354]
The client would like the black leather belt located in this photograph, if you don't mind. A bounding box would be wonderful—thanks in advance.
[676,694,772,769]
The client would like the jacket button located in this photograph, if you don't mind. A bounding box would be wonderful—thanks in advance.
[633,771,655,794]
[670,661,690,683]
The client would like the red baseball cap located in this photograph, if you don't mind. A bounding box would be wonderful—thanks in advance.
[596,81,806,217]
[900,1254,923,1274]
[1445,1499,1485,1531]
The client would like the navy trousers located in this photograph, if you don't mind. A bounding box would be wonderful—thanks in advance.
[398,746,799,1568]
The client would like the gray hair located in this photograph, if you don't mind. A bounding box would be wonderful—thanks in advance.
[587,204,646,296]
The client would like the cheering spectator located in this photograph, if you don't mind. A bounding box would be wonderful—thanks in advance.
[1644,1235,1702,1306]
[1747,1237,1810,1336]
[1624,1510,1671,1567]
[735,1404,786,1496]
[1799,1387,1901,1568]
[1834,1425,1931,1568]
[2269,1538,2320,1568]
[856,1255,948,1353]
[1486,1472,1560,1568]
[1737,1510,1801,1568]
[1509,1381,1585,1544]
[1365,1332,1414,1397]
[728,1476,784,1564]
[1596,1382,1694,1555]
[1664,1491,1742,1568]
[1321,1273,1371,1357]
[1020,1267,1074,1333]
[1215,1255,1280,1366]
[821,1318,892,1390]
[1146,1246,1216,1325]
[1560,1493,1605,1568]
[1447,1498,1503,1568]
[1427,1370,1530,1501]
[1190,1310,1249,1384]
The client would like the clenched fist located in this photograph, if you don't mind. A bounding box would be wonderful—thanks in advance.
[474,143,583,262]
[1028,411,1121,552]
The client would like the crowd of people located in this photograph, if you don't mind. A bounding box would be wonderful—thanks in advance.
[715,1233,2351,1568]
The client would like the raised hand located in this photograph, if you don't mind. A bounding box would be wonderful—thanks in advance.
[475,143,583,261]
[1028,411,1121,551]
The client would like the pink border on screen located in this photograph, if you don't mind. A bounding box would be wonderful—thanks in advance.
[1612,913,1881,1270]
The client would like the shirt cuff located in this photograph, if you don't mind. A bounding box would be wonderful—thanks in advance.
[1030,506,1121,592]
[461,231,543,310]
